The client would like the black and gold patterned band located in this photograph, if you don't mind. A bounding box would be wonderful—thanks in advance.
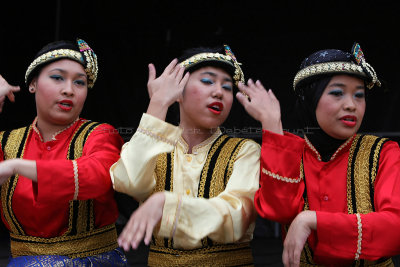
[179,45,245,87]
[25,39,98,88]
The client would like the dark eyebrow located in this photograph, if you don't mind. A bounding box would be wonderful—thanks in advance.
[49,68,86,77]
[200,71,233,83]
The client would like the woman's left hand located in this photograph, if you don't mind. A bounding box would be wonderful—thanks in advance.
[118,192,165,251]
[282,210,317,267]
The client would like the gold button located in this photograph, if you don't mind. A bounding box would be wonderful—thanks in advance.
[186,189,191,195]
[186,155,192,162]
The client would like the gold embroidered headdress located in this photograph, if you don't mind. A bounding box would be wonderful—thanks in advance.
[293,42,380,91]
[179,44,245,87]
[25,38,98,88]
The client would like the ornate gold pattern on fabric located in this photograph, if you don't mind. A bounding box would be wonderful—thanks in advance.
[10,224,118,258]
[180,52,245,87]
[293,61,367,89]
[152,135,249,253]
[138,127,177,146]
[1,126,32,235]
[208,138,246,197]
[300,134,391,265]
[72,160,79,200]
[67,121,100,159]
[198,135,229,198]
[1,121,117,257]
[25,39,98,88]
[305,134,354,162]
[262,167,302,183]
[355,213,362,260]
[25,49,83,84]
[148,242,253,267]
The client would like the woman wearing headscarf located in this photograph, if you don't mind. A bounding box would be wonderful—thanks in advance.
[0,39,127,266]
[236,43,400,266]
[111,45,260,266]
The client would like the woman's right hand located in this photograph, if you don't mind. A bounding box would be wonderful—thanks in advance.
[146,59,189,120]
[0,75,20,113]
[236,79,283,135]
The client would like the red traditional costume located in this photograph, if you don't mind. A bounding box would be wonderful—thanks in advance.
[0,118,124,258]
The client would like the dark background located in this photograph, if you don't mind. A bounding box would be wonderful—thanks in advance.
[1,0,400,266]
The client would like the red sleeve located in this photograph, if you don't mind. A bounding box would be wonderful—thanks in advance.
[36,124,123,203]
[255,130,306,224]
[315,141,400,261]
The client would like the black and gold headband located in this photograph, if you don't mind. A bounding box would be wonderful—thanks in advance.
[25,39,98,88]
[293,43,380,90]
[179,44,245,87]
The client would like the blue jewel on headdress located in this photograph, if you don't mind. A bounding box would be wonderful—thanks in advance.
[351,43,364,65]
[224,44,237,62]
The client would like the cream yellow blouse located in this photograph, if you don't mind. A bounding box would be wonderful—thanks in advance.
[110,113,260,249]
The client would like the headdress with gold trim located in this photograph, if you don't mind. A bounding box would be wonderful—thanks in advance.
[293,42,380,92]
[179,44,244,87]
[25,38,98,88]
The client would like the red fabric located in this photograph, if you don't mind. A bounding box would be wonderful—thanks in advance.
[256,130,400,265]
[0,119,123,238]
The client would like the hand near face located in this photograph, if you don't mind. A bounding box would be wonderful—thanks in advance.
[118,192,165,251]
[146,59,190,120]
[0,74,20,113]
[282,211,317,267]
[236,79,283,135]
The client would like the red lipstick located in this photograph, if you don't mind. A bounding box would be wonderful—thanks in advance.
[340,115,357,127]
[58,100,73,111]
[207,102,224,115]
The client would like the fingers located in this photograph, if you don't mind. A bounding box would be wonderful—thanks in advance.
[179,72,190,88]
[236,91,249,107]
[148,63,156,82]
[163,58,179,75]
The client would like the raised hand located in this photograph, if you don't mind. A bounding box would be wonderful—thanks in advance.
[0,74,20,113]
[118,192,165,251]
[146,59,189,120]
[282,211,317,267]
[236,79,283,135]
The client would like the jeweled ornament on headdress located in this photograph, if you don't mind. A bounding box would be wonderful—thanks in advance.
[293,42,380,91]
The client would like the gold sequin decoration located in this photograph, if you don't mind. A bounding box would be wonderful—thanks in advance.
[1,126,32,235]
[10,224,118,258]
[180,52,245,87]
[294,62,367,90]
[148,242,253,267]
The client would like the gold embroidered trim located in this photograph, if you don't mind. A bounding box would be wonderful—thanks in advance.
[67,121,99,159]
[209,138,245,197]
[1,126,32,235]
[293,61,366,90]
[10,224,118,258]
[305,134,354,162]
[198,135,228,198]
[137,127,177,146]
[148,242,252,267]
[25,49,83,84]
[262,167,302,183]
[72,160,79,200]
[355,213,362,260]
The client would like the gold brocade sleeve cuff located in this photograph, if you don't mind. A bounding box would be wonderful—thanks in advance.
[158,192,182,238]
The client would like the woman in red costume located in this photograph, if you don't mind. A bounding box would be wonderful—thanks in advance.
[236,43,400,266]
[0,39,127,266]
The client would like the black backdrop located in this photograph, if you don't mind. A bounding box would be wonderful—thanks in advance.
[1,1,400,265]
[1,0,400,142]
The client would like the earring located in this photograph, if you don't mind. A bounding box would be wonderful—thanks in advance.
[29,87,35,93]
